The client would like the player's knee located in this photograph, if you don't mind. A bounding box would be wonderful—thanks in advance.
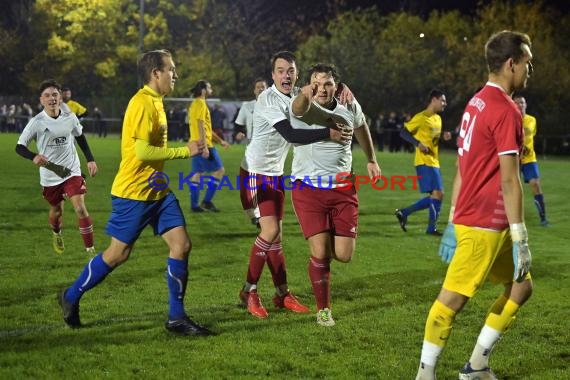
[333,249,354,263]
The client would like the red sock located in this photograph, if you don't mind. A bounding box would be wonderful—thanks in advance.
[246,236,271,285]
[49,214,62,233]
[308,255,331,310]
[266,241,287,290]
[78,216,94,248]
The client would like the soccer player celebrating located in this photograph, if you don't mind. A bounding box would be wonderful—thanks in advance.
[395,90,449,235]
[16,79,97,254]
[290,63,380,326]
[513,95,549,226]
[187,80,230,213]
[58,49,211,336]
[238,51,352,319]
[415,31,534,379]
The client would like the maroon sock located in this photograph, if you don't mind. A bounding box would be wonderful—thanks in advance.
[246,236,271,285]
[78,216,94,248]
[266,241,287,290]
[49,214,62,233]
[308,255,331,310]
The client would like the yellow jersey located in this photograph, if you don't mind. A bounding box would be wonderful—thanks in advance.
[65,99,87,117]
[404,110,442,167]
[188,98,213,148]
[111,85,171,201]
[521,114,537,164]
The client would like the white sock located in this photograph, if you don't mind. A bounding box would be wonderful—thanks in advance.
[415,362,436,380]
[243,282,257,292]
[470,325,501,369]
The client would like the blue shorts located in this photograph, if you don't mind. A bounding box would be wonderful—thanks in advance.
[416,165,443,193]
[192,147,223,173]
[106,192,186,245]
[521,162,540,183]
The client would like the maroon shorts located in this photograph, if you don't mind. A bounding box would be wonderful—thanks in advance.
[42,176,87,206]
[291,182,358,239]
[239,167,285,219]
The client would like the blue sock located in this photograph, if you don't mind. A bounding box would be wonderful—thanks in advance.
[189,181,200,208]
[65,253,113,304]
[404,196,431,216]
[534,194,546,221]
[203,178,220,203]
[167,257,188,320]
[427,198,442,232]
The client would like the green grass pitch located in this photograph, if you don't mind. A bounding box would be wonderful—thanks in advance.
[0,133,568,379]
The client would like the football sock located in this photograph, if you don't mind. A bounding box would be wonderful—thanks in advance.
[203,177,220,203]
[415,360,436,380]
[166,257,188,320]
[189,181,201,208]
[427,198,442,232]
[421,299,456,365]
[78,216,94,249]
[49,214,62,233]
[485,298,520,334]
[266,240,287,292]
[65,253,113,304]
[533,194,546,221]
[468,298,521,369]
[405,196,431,216]
[246,236,270,285]
[308,255,331,310]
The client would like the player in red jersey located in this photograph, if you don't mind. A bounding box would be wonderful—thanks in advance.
[415,31,534,380]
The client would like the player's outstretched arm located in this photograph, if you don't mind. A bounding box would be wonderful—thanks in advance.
[273,119,351,145]
[134,139,190,161]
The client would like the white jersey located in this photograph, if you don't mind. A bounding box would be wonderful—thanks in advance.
[17,109,84,187]
[234,99,256,139]
[241,85,298,176]
[291,98,365,188]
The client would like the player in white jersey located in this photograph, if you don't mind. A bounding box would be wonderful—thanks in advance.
[16,79,98,255]
[290,63,380,326]
[234,78,268,144]
[238,51,353,319]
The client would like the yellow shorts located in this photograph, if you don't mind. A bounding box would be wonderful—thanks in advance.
[442,224,531,298]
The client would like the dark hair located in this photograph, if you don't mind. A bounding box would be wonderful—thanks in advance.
[485,31,532,74]
[428,89,445,103]
[190,80,209,97]
[254,77,268,86]
[137,49,172,85]
[305,63,340,84]
[39,79,62,95]
[61,86,71,92]
[270,51,296,72]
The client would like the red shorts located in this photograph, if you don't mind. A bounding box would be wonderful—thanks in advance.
[42,176,87,206]
[291,182,359,239]
[239,167,285,219]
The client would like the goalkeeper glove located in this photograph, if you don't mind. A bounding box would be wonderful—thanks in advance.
[438,223,457,263]
[510,223,532,282]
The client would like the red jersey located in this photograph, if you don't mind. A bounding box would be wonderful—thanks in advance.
[453,83,523,230]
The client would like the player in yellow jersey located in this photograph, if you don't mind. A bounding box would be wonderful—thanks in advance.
[187,80,230,212]
[58,49,212,336]
[61,87,88,119]
[396,89,450,235]
[513,95,549,226]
